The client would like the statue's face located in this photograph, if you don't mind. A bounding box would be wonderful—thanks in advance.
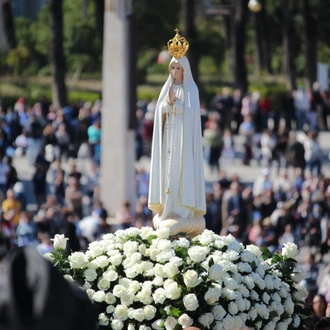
[169,62,183,82]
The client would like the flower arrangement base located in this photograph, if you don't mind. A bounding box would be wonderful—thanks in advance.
[50,229,310,330]
[152,213,205,238]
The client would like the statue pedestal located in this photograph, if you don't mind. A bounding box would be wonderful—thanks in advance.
[153,213,205,238]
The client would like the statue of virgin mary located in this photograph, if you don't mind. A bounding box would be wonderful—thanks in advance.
[148,29,206,238]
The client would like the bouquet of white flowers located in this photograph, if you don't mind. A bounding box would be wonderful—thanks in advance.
[49,228,310,330]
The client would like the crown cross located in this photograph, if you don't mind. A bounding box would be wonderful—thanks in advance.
[167,28,189,59]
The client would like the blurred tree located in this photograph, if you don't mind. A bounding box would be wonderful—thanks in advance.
[231,0,248,93]
[302,0,317,90]
[1,0,17,50]
[253,0,272,73]
[49,0,68,108]
[182,0,200,85]
[281,0,297,91]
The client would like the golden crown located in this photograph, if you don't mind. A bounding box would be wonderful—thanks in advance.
[167,28,189,59]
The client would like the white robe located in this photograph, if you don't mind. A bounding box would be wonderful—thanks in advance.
[148,56,206,221]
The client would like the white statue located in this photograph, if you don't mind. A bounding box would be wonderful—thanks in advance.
[148,29,206,238]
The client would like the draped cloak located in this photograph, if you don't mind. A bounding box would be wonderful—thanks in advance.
[148,56,206,219]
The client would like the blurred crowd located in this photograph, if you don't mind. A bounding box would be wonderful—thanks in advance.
[0,96,108,257]
[2,81,330,322]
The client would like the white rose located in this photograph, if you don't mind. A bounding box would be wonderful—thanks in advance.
[110,253,123,266]
[223,250,240,262]
[87,260,99,269]
[183,269,200,288]
[255,321,262,330]
[221,287,236,300]
[178,314,193,328]
[293,315,301,328]
[237,262,252,273]
[236,297,246,312]
[93,290,106,302]
[240,250,254,263]
[275,322,288,330]
[265,275,275,290]
[128,324,135,330]
[291,267,307,283]
[292,285,307,301]
[246,244,262,257]
[63,274,74,282]
[99,313,109,326]
[244,298,251,310]
[238,312,248,323]
[106,305,115,314]
[222,315,235,330]
[188,246,208,263]
[183,293,199,311]
[178,237,190,248]
[133,308,145,322]
[198,313,214,328]
[262,292,271,304]
[139,226,154,239]
[199,230,215,245]
[105,292,116,304]
[97,277,110,290]
[248,307,257,321]
[164,262,179,278]
[282,242,298,259]
[156,239,172,251]
[272,293,281,303]
[238,284,249,297]
[264,322,276,330]
[242,275,255,289]
[144,305,157,320]
[82,281,91,290]
[88,242,104,257]
[153,276,164,287]
[152,319,164,330]
[224,277,238,290]
[164,281,181,300]
[128,280,141,294]
[156,249,175,263]
[114,305,129,320]
[284,298,294,315]
[111,319,124,330]
[113,284,126,298]
[104,269,118,282]
[156,227,170,239]
[153,288,166,304]
[212,305,227,320]
[279,287,289,298]
[120,293,134,306]
[68,252,87,268]
[233,316,243,329]
[204,285,221,304]
[123,241,139,254]
[164,316,177,330]
[126,227,140,237]
[83,268,98,281]
[256,264,265,277]
[251,272,266,289]
[209,264,225,281]
[154,264,166,277]
[95,255,109,268]
[228,301,238,315]
[86,288,95,299]
[51,234,68,250]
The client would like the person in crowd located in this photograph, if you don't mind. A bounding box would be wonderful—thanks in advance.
[2,188,21,228]
[32,148,51,208]
[65,176,83,220]
[302,253,320,307]
[294,87,311,131]
[116,200,134,230]
[16,211,38,247]
[239,114,255,165]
